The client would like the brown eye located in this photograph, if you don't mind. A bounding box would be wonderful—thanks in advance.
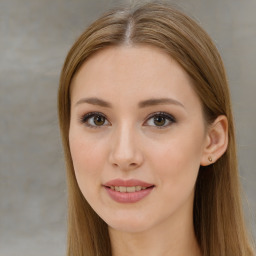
[145,112,176,128]
[93,115,105,126]
[81,112,110,128]
[153,116,166,126]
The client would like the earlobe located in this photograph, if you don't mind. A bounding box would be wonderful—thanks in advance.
[200,115,228,166]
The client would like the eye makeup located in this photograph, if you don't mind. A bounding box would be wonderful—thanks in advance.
[79,111,110,129]
[79,111,176,129]
[144,111,176,128]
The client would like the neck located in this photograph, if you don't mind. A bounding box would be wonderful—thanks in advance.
[109,205,202,256]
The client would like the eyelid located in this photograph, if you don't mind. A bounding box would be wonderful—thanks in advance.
[143,111,176,128]
[79,111,176,129]
[80,111,110,128]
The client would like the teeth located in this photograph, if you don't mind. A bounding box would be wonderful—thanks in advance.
[110,186,148,193]
[126,186,135,192]
[119,186,126,193]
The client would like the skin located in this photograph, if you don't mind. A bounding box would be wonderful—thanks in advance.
[69,45,228,256]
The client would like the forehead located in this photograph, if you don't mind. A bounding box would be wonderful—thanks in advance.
[71,45,200,110]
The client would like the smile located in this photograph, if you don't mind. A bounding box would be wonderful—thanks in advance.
[109,186,148,193]
[103,179,155,203]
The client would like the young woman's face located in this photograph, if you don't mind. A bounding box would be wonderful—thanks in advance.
[69,45,208,233]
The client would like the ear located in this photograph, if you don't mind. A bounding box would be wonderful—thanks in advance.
[200,115,228,166]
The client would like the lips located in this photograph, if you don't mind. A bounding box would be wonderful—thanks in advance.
[104,179,154,188]
[103,179,155,203]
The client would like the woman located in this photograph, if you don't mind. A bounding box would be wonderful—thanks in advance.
[58,2,255,256]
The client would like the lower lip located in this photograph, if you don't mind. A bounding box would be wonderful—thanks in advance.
[104,186,154,203]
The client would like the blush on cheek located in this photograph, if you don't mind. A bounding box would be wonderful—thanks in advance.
[70,140,105,183]
[153,139,201,180]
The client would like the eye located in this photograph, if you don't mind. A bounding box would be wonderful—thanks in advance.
[80,112,110,128]
[145,112,176,128]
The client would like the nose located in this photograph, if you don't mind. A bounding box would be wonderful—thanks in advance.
[108,124,144,171]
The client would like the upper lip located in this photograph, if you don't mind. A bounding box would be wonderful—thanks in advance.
[104,179,154,188]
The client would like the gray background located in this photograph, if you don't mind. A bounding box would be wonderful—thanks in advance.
[0,0,255,255]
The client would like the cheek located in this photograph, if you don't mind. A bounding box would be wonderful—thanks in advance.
[69,135,106,194]
[69,128,105,169]
[149,130,204,190]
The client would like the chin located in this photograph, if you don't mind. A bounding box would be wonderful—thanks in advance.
[109,221,150,233]
[103,213,153,233]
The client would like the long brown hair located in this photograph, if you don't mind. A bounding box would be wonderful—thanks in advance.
[58,2,255,255]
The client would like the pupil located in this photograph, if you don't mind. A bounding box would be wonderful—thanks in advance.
[154,116,165,126]
[94,115,105,125]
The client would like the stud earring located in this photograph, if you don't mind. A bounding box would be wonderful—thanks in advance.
[208,156,213,162]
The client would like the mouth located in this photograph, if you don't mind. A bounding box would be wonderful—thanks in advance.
[103,179,155,203]
[105,185,154,193]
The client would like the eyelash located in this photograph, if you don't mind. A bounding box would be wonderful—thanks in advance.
[80,112,109,129]
[146,112,176,129]
[80,111,176,129]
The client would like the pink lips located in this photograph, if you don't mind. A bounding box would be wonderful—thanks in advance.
[103,179,154,203]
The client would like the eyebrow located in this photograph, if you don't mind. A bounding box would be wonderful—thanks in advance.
[138,98,184,108]
[75,97,112,108]
[75,97,184,108]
